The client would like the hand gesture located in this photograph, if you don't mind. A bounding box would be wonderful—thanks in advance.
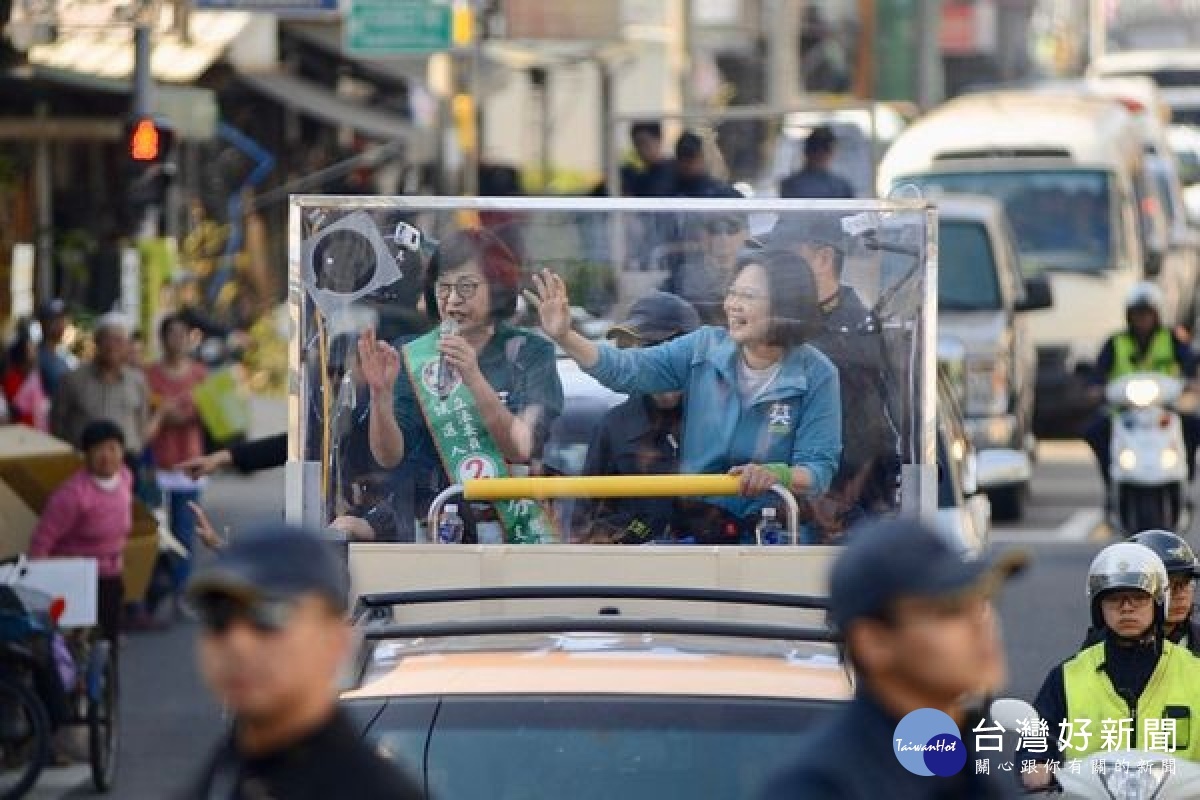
[729,464,782,497]
[438,334,483,388]
[188,501,226,551]
[529,270,572,343]
[178,450,232,479]
[358,328,401,396]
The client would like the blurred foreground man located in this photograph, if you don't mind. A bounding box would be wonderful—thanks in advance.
[181,524,424,799]
[762,518,1027,799]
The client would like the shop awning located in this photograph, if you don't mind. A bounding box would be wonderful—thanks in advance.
[236,69,432,154]
[26,9,253,84]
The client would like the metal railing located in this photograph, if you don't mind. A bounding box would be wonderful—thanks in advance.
[426,474,802,545]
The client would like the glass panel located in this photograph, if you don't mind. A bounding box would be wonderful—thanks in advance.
[902,170,1114,274]
[369,695,841,800]
[290,198,934,545]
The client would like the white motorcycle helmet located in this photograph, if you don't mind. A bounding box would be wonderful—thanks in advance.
[1124,281,1165,317]
[1087,541,1170,633]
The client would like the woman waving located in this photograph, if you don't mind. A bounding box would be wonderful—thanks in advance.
[532,249,841,529]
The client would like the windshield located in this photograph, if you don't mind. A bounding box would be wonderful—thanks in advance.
[903,171,1114,274]
[938,220,1001,311]
[289,198,933,544]
[369,694,841,799]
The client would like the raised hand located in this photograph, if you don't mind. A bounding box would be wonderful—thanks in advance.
[529,270,572,343]
[357,327,401,395]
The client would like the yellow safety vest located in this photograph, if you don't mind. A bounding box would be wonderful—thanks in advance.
[1111,330,1181,379]
[1062,641,1200,760]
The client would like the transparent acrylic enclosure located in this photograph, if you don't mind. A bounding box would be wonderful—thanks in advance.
[287,197,936,546]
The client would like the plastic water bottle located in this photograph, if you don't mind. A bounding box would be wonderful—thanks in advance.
[437,504,465,544]
[756,508,786,546]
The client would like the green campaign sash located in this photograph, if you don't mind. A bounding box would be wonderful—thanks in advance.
[402,330,557,544]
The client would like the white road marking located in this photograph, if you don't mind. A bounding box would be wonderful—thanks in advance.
[991,509,1106,545]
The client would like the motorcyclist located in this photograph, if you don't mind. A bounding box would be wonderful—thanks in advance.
[1132,530,1200,654]
[1084,282,1200,490]
[1022,541,1200,790]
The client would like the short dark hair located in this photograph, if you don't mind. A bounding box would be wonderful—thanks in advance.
[734,249,822,348]
[805,125,836,158]
[630,121,662,141]
[675,131,704,162]
[425,228,521,323]
[158,312,190,346]
[81,419,125,453]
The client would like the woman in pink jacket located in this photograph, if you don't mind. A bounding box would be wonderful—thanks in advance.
[31,420,132,646]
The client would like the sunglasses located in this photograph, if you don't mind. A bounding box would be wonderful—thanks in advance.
[190,593,296,636]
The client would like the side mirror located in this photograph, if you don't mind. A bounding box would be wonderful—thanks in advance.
[988,697,1042,761]
[1015,275,1053,312]
[976,448,1033,492]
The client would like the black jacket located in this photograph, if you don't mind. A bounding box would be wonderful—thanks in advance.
[761,690,1023,799]
[229,433,287,473]
[779,166,856,199]
[181,709,425,800]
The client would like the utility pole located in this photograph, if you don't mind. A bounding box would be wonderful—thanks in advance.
[767,0,801,108]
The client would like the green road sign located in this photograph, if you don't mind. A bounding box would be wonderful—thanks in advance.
[345,0,452,56]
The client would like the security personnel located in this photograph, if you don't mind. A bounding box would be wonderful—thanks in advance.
[761,517,1028,799]
[1132,530,1200,654]
[181,524,425,799]
[1022,541,1200,791]
[1084,281,1200,484]
[571,292,700,543]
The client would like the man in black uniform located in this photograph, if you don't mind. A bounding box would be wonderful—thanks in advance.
[572,292,700,543]
[770,212,900,536]
[762,517,1028,799]
[181,524,424,799]
[779,125,855,199]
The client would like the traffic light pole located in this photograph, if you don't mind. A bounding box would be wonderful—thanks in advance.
[131,22,159,238]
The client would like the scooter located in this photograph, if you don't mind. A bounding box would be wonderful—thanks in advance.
[1106,372,1192,534]
[990,698,1200,799]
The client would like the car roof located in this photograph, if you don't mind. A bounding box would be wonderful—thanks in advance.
[879,90,1141,189]
[1090,50,1200,76]
[344,631,850,701]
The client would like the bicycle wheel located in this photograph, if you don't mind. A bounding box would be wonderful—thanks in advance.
[0,673,49,800]
[86,641,118,792]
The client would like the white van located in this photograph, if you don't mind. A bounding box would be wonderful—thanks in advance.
[877,90,1150,434]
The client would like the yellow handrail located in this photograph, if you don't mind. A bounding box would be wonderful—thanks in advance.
[425,475,802,544]
[461,474,743,501]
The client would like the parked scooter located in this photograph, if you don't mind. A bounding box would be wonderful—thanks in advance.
[1105,371,1192,534]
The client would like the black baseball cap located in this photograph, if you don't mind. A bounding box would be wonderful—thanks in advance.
[37,299,66,320]
[607,291,702,344]
[828,517,1028,632]
[186,523,351,613]
[768,211,850,253]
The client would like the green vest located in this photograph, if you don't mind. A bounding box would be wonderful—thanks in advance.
[1111,329,1181,379]
[1062,641,1200,760]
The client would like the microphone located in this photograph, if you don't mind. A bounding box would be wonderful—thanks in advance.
[436,318,459,398]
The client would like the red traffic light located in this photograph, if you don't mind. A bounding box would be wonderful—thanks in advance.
[129,118,161,162]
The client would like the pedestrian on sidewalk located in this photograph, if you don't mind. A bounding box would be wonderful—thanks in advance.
[146,313,209,617]
[181,524,424,799]
[29,419,133,648]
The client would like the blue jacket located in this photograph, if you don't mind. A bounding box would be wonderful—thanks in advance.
[586,326,842,518]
